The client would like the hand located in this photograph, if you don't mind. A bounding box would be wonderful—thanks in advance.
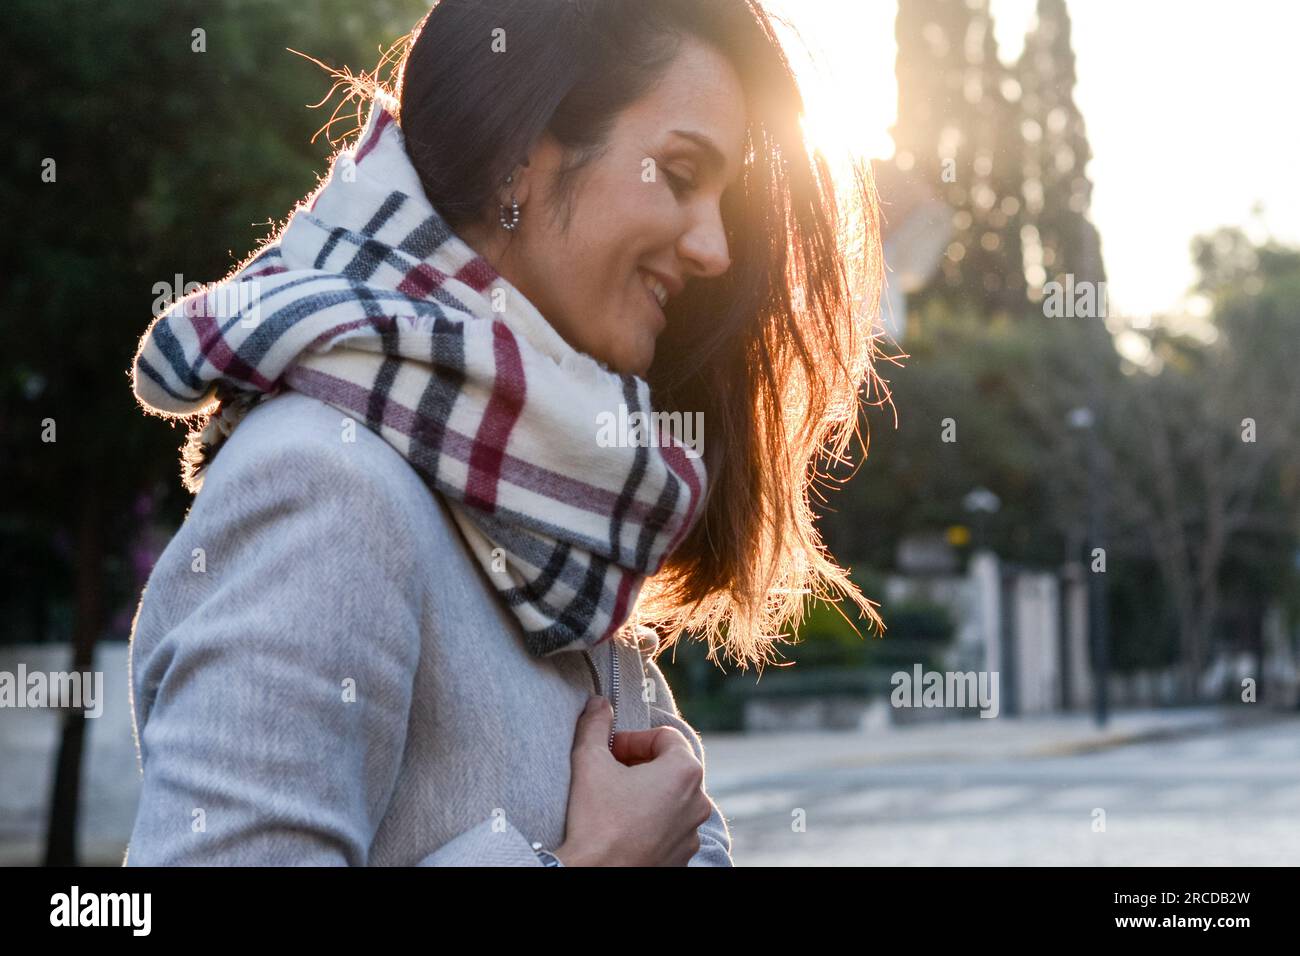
[554,696,713,866]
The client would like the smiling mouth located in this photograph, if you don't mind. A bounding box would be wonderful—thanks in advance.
[639,269,670,307]
[638,270,669,331]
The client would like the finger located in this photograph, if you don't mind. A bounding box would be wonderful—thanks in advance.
[611,726,687,764]
[612,750,654,768]
[667,831,702,867]
[572,696,614,753]
[610,728,664,764]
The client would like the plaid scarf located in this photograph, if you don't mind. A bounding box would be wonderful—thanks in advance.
[131,104,707,657]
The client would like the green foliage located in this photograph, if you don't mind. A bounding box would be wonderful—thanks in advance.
[1098,226,1300,672]
[1,0,427,639]
[826,302,1117,571]
[820,219,1300,683]
[1105,558,1180,671]
[782,591,955,671]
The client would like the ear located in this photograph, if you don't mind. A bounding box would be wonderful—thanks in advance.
[502,130,564,208]
[499,163,529,206]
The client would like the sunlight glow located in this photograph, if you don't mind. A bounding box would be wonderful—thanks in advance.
[767,0,1300,321]
[765,0,898,180]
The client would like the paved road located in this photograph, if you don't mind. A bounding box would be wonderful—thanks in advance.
[711,716,1300,865]
[3,645,1293,867]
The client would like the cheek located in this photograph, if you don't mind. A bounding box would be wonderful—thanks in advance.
[591,186,674,291]
[588,165,678,250]
[555,171,675,363]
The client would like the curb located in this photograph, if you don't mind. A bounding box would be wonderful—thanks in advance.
[1022,709,1290,759]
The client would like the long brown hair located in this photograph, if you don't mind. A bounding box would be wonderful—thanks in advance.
[316,0,895,672]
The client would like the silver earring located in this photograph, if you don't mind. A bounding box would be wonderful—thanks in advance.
[499,172,521,231]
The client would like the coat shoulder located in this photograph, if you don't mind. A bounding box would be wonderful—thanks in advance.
[197,389,438,519]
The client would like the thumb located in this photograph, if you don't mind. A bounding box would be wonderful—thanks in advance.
[572,696,613,753]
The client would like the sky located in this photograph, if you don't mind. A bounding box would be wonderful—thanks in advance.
[764,0,1300,321]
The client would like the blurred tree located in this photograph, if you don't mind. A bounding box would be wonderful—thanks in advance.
[1102,229,1300,700]
[826,229,1300,703]
[824,301,1120,569]
[1,0,424,865]
[1016,0,1106,300]
[890,0,1027,320]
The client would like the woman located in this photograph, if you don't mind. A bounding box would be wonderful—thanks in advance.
[125,0,886,866]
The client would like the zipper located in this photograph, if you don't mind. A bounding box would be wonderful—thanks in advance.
[582,640,619,750]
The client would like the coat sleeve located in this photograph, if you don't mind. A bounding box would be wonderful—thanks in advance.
[640,653,734,867]
[123,436,542,866]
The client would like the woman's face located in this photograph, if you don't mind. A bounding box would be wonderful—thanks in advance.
[461,37,747,377]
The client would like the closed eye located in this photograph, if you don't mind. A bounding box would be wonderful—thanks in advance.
[665,169,696,197]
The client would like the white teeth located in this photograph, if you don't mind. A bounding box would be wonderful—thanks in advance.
[641,271,669,308]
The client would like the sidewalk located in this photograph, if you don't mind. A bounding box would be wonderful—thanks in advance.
[698,705,1286,793]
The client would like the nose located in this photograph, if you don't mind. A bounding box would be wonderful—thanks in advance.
[678,201,731,281]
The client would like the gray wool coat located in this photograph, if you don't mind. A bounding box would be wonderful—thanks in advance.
[123,390,732,866]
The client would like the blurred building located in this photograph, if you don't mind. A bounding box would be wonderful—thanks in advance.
[873,156,953,343]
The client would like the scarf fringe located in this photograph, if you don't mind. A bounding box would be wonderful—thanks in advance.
[179,385,280,494]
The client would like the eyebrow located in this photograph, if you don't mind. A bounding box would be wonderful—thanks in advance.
[668,129,739,186]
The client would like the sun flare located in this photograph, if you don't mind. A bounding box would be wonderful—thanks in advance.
[765,0,898,180]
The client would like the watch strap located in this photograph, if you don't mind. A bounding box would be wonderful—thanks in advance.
[530,841,565,867]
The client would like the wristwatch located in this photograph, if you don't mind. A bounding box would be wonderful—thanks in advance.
[530,841,565,867]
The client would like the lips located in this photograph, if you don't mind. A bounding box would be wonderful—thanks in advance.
[637,269,669,332]
[641,281,667,333]
[639,269,670,308]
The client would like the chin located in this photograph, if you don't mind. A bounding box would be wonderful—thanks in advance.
[605,344,652,378]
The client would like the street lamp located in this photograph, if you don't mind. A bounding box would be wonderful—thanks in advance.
[1068,404,1109,728]
[963,487,1001,553]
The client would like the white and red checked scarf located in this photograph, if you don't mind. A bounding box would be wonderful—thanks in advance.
[131,103,707,657]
